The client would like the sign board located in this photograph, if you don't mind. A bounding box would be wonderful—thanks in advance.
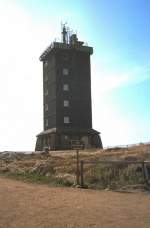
[71,140,84,150]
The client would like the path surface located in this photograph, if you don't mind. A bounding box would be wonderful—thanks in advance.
[0,177,150,228]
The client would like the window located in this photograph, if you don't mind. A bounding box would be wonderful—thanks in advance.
[44,74,48,81]
[64,100,69,107]
[64,135,68,140]
[63,84,69,91]
[64,116,70,124]
[45,104,48,111]
[45,119,48,127]
[62,68,69,75]
[44,61,48,67]
[62,53,69,61]
[45,89,48,96]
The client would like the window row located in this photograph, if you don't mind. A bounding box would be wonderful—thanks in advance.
[45,116,70,126]
[44,84,69,96]
[44,100,69,111]
[44,67,69,78]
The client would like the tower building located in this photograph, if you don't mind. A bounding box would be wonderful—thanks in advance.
[35,25,102,150]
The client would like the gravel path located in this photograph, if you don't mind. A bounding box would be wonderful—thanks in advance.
[0,177,150,228]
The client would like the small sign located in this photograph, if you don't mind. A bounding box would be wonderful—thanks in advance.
[71,140,84,150]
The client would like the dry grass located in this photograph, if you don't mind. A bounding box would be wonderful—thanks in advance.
[0,143,150,188]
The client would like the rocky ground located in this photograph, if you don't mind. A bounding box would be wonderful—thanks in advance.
[0,144,150,227]
[0,143,150,188]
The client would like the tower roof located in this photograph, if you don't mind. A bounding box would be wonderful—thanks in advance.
[37,127,100,137]
[40,25,93,61]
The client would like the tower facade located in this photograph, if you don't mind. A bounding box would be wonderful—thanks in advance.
[35,25,102,150]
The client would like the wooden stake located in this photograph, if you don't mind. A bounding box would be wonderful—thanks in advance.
[76,150,79,185]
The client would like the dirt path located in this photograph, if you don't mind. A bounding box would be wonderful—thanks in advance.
[0,177,150,228]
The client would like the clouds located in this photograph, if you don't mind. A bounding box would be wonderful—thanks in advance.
[0,1,68,151]
[91,54,150,147]
[92,54,150,95]
[0,2,42,151]
[0,1,149,150]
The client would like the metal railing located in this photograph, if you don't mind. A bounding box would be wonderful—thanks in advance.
[80,160,150,189]
[104,142,150,150]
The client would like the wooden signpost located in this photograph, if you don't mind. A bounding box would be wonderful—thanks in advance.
[71,140,84,185]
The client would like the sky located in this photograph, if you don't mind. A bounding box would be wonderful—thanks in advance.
[0,0,150,151]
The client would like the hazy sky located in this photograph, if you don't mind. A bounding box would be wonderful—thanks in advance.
[0,0,150,151]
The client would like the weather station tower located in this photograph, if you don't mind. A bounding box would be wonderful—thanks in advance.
[35,24,103,150]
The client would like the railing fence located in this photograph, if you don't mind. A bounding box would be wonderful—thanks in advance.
[79,160,150,189]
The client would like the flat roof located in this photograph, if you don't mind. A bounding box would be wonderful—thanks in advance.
[39,42,93,61]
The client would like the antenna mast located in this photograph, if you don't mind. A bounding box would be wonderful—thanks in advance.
[61,23,67,44]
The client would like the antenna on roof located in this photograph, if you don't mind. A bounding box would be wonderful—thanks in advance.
[61,22,68,44]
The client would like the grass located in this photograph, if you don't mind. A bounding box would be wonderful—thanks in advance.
[0,144,150,190]
[0,171,73,187]
[84,163,148,190]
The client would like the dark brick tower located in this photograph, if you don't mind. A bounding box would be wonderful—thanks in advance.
[35,25,102,150]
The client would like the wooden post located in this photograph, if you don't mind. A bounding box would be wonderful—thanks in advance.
[76,150,80,185]
[142,162,149,184]
[80,160,84,187]
[142,162,146,182]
